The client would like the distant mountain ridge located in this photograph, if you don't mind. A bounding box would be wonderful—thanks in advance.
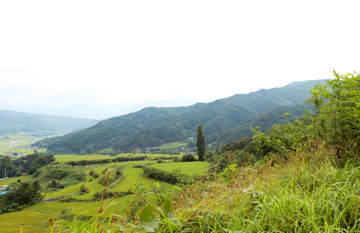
[0,98,197,120]
[36,79,327,154]
[0,110,98,134]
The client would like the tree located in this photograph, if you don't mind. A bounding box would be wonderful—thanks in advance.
[197,125,206,161]
[0,181,43,213]
[0,156,16,178]
[306,71,360,156]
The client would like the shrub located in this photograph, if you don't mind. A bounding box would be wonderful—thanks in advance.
[59,197,78,202]
[143,167,192,184]
[181,154,195,162]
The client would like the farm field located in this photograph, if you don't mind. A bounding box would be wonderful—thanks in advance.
[151,161,210,176]
[0,154,209,232]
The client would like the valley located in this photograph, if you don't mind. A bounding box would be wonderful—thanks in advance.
[0,74,359,232]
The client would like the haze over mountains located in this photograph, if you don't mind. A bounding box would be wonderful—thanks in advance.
[0,98,197,120]
[35,79,327,154]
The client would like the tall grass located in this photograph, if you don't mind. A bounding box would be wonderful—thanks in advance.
[164,142,360,232]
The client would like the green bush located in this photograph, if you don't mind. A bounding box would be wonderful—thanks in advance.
[143,167,192,184]
[59,197,78,202]
[181,154,195,162]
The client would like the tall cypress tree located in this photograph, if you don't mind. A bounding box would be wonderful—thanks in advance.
[197,124,206,161]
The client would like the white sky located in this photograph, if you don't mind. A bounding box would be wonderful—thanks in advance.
[1,0,359,108]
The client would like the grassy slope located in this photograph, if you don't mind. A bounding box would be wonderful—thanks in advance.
[152,144,360,232]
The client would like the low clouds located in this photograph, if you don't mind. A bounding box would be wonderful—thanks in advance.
[0,1,359,111]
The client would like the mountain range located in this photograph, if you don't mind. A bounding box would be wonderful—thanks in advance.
[35,79,326,154]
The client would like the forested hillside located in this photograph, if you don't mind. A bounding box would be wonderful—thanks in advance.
[0,110,97,134]
[36,80,326,154]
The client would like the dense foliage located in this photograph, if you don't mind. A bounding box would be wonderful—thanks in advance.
[37,80,325,154]
[0,181,43,214]
[306,71,360,157]
[12,152,55,175]
[0,152,54,178]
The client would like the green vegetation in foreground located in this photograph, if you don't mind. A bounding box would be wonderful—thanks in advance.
[151,161,210,176]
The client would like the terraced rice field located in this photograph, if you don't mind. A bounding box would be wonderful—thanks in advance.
[110,166,154,192]
[0,210,51,233]
[43,178,88,199]
[151,161,210,176]
[0,154,210,232]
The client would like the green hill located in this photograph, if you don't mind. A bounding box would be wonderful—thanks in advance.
[0,110,98,134]
[37,79,327,154]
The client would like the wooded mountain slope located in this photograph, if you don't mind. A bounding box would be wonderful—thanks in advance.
[36,80,326,154]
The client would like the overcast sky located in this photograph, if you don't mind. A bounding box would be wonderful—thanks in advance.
[1,0,359,109]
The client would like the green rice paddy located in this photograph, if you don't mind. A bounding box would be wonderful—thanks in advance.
[0,210,51,233]
[151,161,210,176]
[110,166,153,192]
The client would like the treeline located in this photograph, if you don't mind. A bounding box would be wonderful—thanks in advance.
[0,152,54,178]
[68,156,147,166]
